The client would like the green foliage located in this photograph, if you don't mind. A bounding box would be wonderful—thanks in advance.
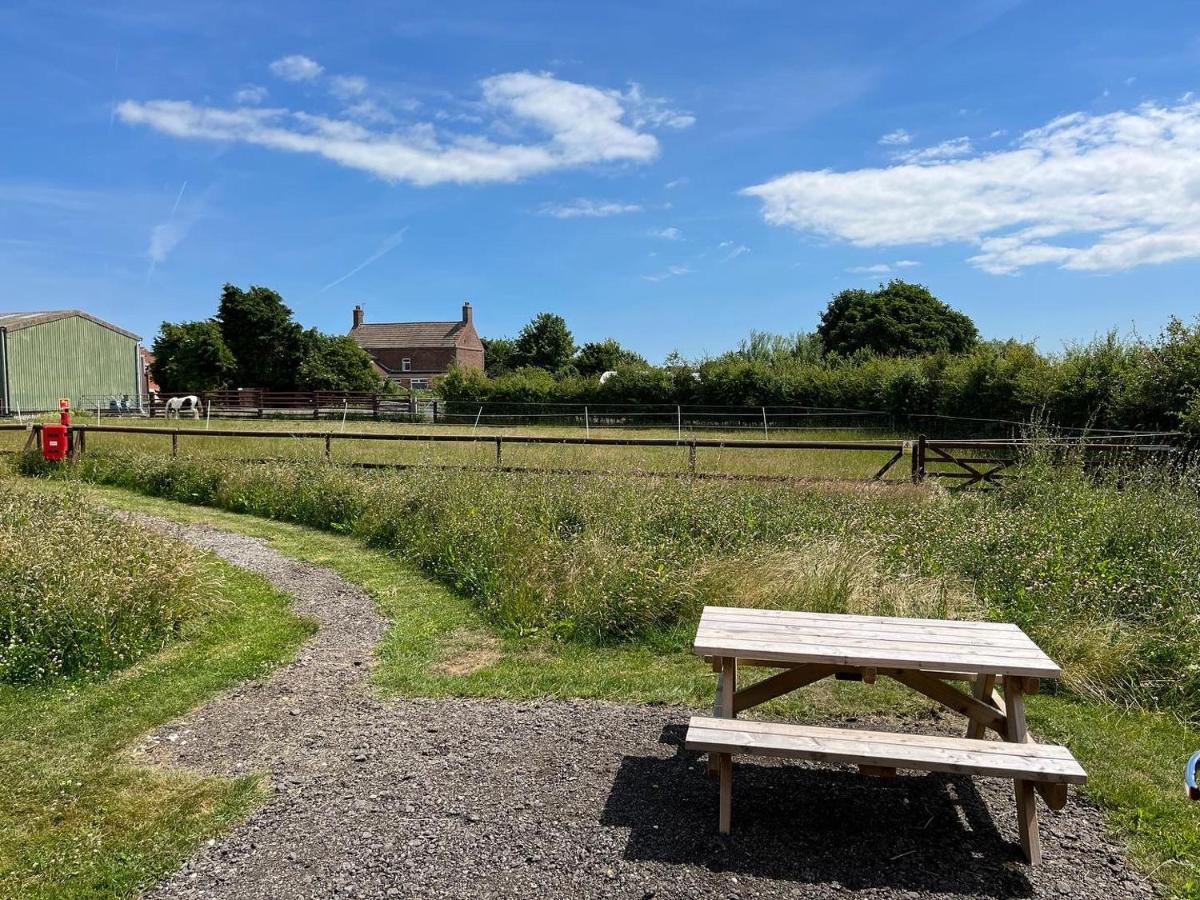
[215,284,306,390]
[481,336,517,377]
[296,333,386,392]
[150,321,237,392]
[818,279,978,357]
[0,476,213,683]
[512,312,576,371]
[45,450,1200,722]
[575,338,647,377]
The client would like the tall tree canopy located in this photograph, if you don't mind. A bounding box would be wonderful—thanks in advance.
[481,337,517,377]
[150,321,237,392]
[513,313,576,371]
[575,338,647,377]
[153,283,384,393]
[215,284,306,389]
[818,280,978,357]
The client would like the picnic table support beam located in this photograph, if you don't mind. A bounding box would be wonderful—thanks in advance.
[733,663,839,713]
[717,656,736,834]
[1003,675,1041,865]
[890,670,1007,736]
[966,673,997,739]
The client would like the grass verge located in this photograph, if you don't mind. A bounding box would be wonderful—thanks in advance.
[0,543,314,898]
[79,483,1200,898]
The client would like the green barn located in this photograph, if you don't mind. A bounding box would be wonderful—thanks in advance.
[0,310,142,416]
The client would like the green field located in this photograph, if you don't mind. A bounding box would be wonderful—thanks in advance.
[4,414,934,480]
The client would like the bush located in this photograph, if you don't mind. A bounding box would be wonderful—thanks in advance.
[0,476,213,683]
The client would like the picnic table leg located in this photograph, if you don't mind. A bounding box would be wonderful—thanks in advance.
[718,752,733,834]
[708,656,737,777]
[1003,675,1041,865]
[966,673,997,739]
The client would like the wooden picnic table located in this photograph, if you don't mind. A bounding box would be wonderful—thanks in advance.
[684,606,1086,864]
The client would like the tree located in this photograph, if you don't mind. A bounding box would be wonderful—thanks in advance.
[817,280,978,357]
[215,283,305,389]
[296,333,387,392]
[481,337,517,377]
[150,321,237,392]
[575,338,647,377]
[512,313,575,371]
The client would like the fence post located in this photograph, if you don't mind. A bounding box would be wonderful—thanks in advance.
[762,406,768,439]
[432,400,439,424]
[584,405,590,440]
[495,436,503,468]
[313,392,320,420]
[677,405,682,442]
[373,396,381,420]
[689,439,697,476]
[915,434,927,483]
[171,432,179,458]
[325,433,332,461]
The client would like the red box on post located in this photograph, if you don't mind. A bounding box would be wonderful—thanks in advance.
[42,424,68,461]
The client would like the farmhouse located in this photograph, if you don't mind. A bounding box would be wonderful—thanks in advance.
[348,302,484,390]
[0,310,142,415]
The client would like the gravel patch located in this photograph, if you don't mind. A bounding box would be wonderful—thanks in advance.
[125,513,1156,899]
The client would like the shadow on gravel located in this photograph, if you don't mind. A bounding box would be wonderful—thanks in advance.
[601,724,1034,897]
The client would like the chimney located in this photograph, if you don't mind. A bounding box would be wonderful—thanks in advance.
[462,301,473,325]
[352,304,364,329]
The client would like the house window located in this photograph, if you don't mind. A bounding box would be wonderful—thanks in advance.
[401,358,411,372]
[410,378,429,391]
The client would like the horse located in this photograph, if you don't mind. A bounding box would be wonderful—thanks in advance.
[165,395,202,419]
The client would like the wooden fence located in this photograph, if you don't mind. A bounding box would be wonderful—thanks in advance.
[5,422,1180,488]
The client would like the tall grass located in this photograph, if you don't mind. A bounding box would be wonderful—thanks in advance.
[22,449,1200,720]
[0,476,214,683]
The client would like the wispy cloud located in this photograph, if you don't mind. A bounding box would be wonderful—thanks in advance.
[664,177,688,189]
[269,54,324,82]
[234,84,268,105]
[847,259,920,274]
[879,128,912,146]
[894,136,972,164]
[329,74,368,99]
[649,226,681,239]
[117,71,684,187]
[744,99,1200,274]
[718,240,750,261]
[539,198,642,218]
[642,263,691,282]
[320,227,408,293]
[145,180,189,280]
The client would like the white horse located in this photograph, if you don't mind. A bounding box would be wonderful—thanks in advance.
[165,395,201,419]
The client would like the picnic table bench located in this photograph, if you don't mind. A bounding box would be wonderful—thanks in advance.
[683,606,1087,864]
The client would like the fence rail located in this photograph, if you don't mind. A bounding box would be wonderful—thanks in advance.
[9,422,1184,488]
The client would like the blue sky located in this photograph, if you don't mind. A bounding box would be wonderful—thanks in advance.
[3,0,1200,361]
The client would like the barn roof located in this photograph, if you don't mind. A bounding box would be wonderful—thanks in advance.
[0,309,140,341]
[349,320,471,350]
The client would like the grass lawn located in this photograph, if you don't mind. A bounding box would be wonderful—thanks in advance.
[73,484,1200,899]
[0,552,314,899]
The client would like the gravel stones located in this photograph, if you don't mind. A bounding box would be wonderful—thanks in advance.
[125,514,1155,899]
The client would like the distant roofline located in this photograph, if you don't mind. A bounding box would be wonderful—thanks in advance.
[0,309,141,341]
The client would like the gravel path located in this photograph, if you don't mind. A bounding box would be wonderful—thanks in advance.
[127,513,1156,900]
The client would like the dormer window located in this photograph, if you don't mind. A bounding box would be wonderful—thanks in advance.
[402,358,412,372]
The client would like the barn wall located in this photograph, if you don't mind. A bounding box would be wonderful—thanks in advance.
[4,316,138,413]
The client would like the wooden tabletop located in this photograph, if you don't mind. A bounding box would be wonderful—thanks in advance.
[693,606,1061,679]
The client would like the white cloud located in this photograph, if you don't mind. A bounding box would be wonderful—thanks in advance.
[344,99,397,125]
[847,263,892,273]
[642,264,691,282]
[664,177,688,189]
[329,74,368,99]
[743,99,1200,274]
[879,128,911,146]
[894,259,920,267]
[620,82,695,130]
[117,71,683,187]
[894,136,972,164]
[234,84,268,105]
[650,226,681,239]
[539,198,642,219]
[718,240,750,261]
[269,54,324,82]
[145,180,192,279]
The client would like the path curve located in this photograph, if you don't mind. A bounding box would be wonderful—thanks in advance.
[126,513,1154,900]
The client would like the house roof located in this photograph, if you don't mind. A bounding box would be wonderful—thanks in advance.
[0,309,141,341]
[349,320,473,350]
